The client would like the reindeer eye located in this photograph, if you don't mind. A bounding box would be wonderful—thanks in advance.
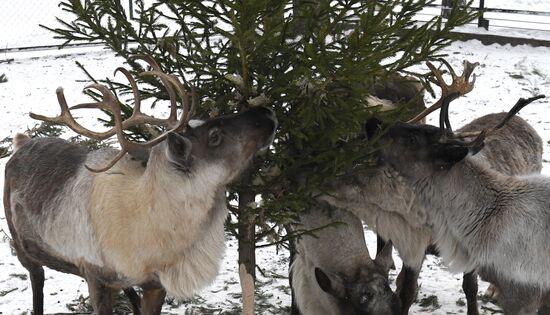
[208,128,222,146]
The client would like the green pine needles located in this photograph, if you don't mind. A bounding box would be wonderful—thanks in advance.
[44,0,477,295]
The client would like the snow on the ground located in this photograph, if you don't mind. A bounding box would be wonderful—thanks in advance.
[0,39,549,314]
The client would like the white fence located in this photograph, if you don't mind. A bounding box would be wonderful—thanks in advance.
[1,0,550,52]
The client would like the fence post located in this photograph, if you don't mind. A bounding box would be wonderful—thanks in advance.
[441,0,467,18]
[128,0,134,20]
[478,0,490,30]
[441,0,452,18]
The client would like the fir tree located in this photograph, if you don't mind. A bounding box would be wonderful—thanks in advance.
[44,0,477,311]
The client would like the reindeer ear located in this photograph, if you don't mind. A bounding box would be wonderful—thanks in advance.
[374,241,394,273]
[365,118,383,140]
[432,143,468,169]
[166,132,193,165]
[315,267,346,299]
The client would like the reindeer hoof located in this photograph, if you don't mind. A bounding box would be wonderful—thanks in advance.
[484,284,500,299]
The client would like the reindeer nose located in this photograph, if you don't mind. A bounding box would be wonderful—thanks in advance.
[249,106,277,128]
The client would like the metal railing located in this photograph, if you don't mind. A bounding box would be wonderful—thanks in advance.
[1,0,550,53]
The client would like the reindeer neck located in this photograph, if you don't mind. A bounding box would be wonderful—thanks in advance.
[409,158,514,271]
[136,146,222,220]
[89,145,228,281]
[416,158,503,229]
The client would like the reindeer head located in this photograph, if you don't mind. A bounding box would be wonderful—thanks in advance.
[363,60,480,180]
[366,119,470,180]
[163,106,276,182]
[313,243,401,315]
[365,59,544,181]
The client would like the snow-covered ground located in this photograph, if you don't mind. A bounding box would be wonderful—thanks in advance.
[1,38,550,314]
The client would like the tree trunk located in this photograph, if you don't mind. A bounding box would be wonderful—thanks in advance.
[238,190,256,315]
[287,224,301,315]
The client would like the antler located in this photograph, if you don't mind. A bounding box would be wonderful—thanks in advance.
[407,59,479,124]
[30,56,197,172]
[436,93,546,151]
[451,95,547,140]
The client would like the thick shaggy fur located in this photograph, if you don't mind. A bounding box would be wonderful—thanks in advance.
[291,205,399,315]
[7,139,231,296]
[302,114,542,314]
[378,117,549,314]
[410,156,550,314]
[4,106,277,314]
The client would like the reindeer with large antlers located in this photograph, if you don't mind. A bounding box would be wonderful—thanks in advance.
[365,86,548,314]
[292,59,545,315]
[4,56,277,315]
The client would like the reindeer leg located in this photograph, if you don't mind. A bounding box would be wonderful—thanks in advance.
[396,265,420,315]
[123,287,141,315]
[462,272,479,315]
[29,266,45,315]
[86,276,114,315]
[141,287,166,315]
[494,282,539,315]
[18,254,45,315]
[538,291,550,315]
[539,304,550,315]
[376,235,395,270]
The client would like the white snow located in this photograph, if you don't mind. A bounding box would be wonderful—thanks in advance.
[1,2,550,315]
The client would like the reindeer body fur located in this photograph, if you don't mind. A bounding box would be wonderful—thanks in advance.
[373,112,547,314]
[291,205,400,315]
[7,136,229,297]
[401,151,550,314]
[420,159,550,284]
[5,106,277,314]
[306,113,542,314]
[320,169,430,270]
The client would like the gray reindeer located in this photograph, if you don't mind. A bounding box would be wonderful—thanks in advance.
[359,61,543,315]
[293,60,543,315]
[366,93,547,314]
[3,57,277,315]
[291,203,401,315]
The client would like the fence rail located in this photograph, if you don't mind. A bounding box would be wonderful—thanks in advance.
[1,1,550,53]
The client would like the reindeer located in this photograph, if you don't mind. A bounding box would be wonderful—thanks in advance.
[366,61,543,315]
[291,202,401,315]
[3,56,277,315]
[365,92,548,314]
[293,60,543,315]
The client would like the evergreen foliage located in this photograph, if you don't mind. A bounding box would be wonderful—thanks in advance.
[44,0,476,288]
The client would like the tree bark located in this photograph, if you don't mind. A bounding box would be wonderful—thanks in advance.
[238,190,256,315]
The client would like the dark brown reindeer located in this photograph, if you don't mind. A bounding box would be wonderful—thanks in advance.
[366,92,547,314]
[3,56,277,315]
